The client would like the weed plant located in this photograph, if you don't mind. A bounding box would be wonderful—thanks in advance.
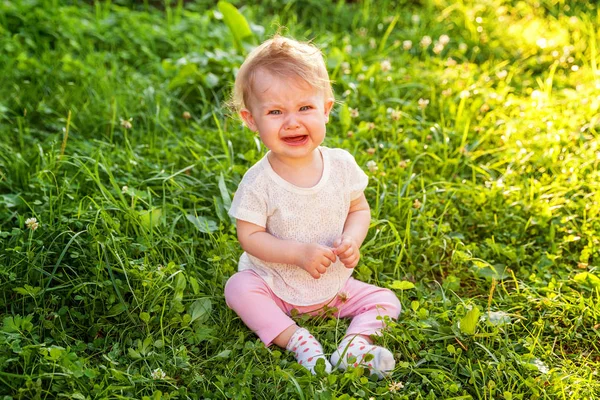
[0,0,599,399]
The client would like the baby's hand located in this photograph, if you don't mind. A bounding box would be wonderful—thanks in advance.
[297,243,337,279]
[333,235,360,269]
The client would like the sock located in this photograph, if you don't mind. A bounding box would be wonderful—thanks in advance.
[285,328,332,374]
[330,335,395,379]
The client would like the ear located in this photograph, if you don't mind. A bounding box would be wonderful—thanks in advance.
[323,98,335,123]
[240,108,257,131]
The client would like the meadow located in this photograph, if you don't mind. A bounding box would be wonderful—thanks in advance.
[0,0,599,398]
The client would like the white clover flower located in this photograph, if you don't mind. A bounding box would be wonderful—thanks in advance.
[496,70,508,79]
[411,14,420,24]
[380,60,392,72]
[151,368,167,379]
[344,44,353,53]
[433,43,444,54]
[182,111,191,120]
[349,108,359,118]
[120,118,133,129]
[446,58,457,67]
[459,90,471,99]
[442,88,452,97]
[366,160,378,173]
[403,40,413,50]
[25,217,39,231]
[439,34,450,45]
[420,36,432,47]
[418,98,429,109]
[389,381,405,392]
[122,185,129,194]
[531,359,549,374]
[459,43,468,53]
[391,110,402,121]
[357,73,365,81]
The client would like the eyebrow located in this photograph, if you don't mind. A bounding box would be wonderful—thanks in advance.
[262,99,316,109]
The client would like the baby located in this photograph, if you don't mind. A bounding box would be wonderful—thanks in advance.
[225,35,401,378]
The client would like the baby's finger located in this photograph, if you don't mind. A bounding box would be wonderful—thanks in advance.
[324,248,337,263]
[337,246,354,259]
[333,237,342,248]
[334,240,351,253]
[310,269,322,279]
[317,264,328,274]
[341,253,358,266]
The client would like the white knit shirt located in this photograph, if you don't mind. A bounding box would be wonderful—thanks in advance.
[228,146,369,306]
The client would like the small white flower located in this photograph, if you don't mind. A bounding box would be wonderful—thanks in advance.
[182,111,191,120]
[418,98,429,109]
[420,36,432,47]
[403,40,413,50]
[531,359,549,374]
[496,70,508,79]
[121,185,129,194]
[439,34,450,45]
[151,368,167,379]
[459,43,468,53]
[369,38,376,49]
[349,108,359,118]
[459,90,471,99]
[433,42,444,54]
[357,73,365,81]
[120,118,133,129]
[411,14,420,24]
[391,110,402,121]
[25,217,39,231]
[380,60,392,72]
[389,381,405,392]
[366,160,378,173]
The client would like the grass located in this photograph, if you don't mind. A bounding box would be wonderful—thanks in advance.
[0,0,599,398]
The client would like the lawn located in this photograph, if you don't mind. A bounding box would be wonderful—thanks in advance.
[0,0,599,399]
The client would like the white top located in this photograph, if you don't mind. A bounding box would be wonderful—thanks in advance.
[228,146,369,306]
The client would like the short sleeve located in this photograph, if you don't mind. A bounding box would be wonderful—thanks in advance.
[228,180,268,228]
[338,149,368,200]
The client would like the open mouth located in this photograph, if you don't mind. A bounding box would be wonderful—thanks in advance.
[282,135,309,145]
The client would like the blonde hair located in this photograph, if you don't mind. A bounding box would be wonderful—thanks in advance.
[232,35,334,113]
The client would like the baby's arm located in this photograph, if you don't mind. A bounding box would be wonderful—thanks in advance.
[334,193,371,268]
[236,219,337,279]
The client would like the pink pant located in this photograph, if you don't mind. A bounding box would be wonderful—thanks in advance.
[225,270,401,346]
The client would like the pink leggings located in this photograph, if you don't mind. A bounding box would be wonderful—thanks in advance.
[225,270,401,346]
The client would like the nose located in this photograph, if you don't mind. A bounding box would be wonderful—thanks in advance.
[284,114,300,130]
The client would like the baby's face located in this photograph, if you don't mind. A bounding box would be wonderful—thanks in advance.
[240,70,334,165]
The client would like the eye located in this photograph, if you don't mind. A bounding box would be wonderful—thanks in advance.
[299,105,313,111]
[267,110,282,115]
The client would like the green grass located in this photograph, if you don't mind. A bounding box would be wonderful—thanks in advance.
[1,0,599,398]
